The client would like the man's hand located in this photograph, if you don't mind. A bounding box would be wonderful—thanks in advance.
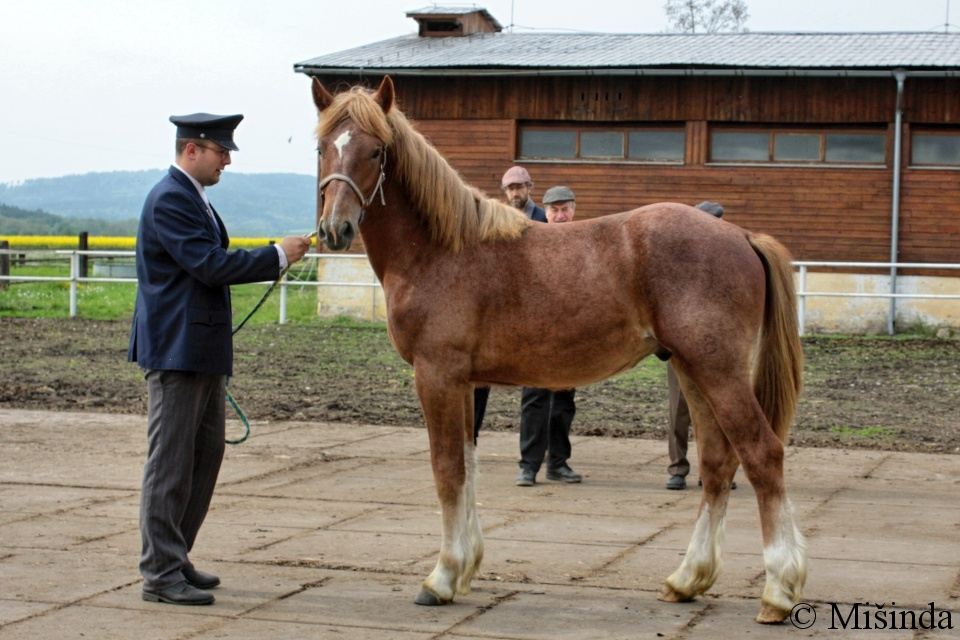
[279,235,311,264]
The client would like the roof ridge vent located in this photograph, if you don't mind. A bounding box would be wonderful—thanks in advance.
[406,6,503,37]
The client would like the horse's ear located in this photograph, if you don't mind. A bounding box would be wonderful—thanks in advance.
[312,77,335,111]
[373,76,395,114]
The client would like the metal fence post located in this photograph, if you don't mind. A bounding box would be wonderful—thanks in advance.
[279,273,288,325]
[78,232,89,279]
[69,251,78,318]
[0,240,8,291]
[798,265,807,337]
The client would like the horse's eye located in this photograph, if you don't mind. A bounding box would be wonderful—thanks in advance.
[371,147,381,159]
[316,147,323,157]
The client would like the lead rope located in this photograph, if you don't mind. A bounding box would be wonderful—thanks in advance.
[225,231,316,445]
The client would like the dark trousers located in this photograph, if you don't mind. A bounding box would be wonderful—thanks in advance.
[140,370,225,589]
[473,386,489,444]
[667,364,692,477]
[519,387,576,473]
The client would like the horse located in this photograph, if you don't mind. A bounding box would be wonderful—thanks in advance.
[310,75,807,624]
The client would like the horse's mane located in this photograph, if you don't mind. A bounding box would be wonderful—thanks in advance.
[316,87,532,252]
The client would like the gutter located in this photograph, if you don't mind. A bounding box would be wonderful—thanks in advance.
[888,71,907,335]
[293,66,960,79]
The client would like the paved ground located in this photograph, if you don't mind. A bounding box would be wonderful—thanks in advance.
[1,409,958,639]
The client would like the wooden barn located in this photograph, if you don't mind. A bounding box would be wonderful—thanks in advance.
[295,7,960,331]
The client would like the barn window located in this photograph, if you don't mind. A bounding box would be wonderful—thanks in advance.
[911,131,960,166]
[629,131,685,161]
[709,128,887,165]
[519,125,685,162]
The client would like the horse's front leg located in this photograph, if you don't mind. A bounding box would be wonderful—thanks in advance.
[412,364,483,606]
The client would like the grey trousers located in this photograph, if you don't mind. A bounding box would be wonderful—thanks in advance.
[667,364,692,477]
[140,370,225,589]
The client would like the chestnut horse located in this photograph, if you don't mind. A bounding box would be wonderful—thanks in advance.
[310,76,806,624]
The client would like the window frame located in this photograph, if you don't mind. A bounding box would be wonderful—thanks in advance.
[517,123,686,164]
[707,126,889,167]
[909,128,960,169]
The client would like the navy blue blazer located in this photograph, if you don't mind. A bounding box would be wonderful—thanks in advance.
[128,167,280,376]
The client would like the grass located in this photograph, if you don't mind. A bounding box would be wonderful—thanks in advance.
[0,261,321,324]
[828,425,897,439]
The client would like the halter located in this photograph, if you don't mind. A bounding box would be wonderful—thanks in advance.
[317,146,388,209]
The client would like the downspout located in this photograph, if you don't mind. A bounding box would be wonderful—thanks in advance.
[888,71,906,335]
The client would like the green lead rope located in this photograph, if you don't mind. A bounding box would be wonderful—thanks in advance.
[225,232,316,444]
[225,270,287,445]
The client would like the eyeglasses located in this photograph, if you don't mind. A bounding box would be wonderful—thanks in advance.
[194,143,231,158]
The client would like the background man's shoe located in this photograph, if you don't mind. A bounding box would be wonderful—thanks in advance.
[666,474,687,490]
[515,468,536,486]
[546,465,582,483]
[142,580,214,605]
[183,566,220,590]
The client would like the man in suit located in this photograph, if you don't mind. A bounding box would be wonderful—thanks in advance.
[129,113,311,605]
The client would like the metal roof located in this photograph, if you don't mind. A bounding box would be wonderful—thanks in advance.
[295,31,960,77]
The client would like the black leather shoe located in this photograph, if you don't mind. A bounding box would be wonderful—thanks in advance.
[666,474,687,490]
[546,465,582,483]
[183,566,220,590]
[515,468,536,486]
[142,580,215,605]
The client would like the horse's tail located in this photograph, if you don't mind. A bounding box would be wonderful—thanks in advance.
[747,233,804,443]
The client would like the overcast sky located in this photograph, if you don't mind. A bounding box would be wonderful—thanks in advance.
[1,0,956,183]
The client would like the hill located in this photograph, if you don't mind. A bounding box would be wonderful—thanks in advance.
[0,203,138,235]
[0,170,316,236]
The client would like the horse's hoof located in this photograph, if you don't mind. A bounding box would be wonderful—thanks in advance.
[657,583,694,603]
[414,588,443,606]
[755,603,789,624]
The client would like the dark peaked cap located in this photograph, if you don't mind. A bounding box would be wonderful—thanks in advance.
[170,113,244,151]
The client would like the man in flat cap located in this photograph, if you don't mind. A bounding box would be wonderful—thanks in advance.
[129,113,311,605]
[471,165,549,450]
[514,186,582,487]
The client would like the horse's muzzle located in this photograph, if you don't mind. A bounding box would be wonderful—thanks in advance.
[317,217,356,251]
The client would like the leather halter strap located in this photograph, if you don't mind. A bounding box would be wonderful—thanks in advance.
[317,148,387,208]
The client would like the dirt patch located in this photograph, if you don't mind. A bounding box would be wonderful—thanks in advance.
[1,317,957,453]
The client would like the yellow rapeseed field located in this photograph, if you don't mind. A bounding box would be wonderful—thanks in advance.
[0,236,279,250]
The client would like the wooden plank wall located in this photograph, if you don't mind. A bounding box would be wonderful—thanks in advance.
[313,74,960,265]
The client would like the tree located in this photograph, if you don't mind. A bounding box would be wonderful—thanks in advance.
[665,0,749,33]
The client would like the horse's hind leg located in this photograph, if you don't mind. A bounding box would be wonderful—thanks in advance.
[412,365,483,606]
[696,378,806,623]
[660,373,739,603]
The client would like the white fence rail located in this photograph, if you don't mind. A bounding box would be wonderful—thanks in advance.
[2,249,959,334]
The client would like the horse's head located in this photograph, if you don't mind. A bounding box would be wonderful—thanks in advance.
[312,76,395,251]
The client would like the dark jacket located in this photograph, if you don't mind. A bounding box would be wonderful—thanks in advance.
[128,167,279,375]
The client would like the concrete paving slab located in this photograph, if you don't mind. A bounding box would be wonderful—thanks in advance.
[0,599,55,627]
[1,409,958,639]
[89,562,327,618]
[0,548,137,603]
[241,527,438,574]
[0,485,130,523]
[0,604,224,640]
[0,513,136,551]
[249,572,497,633]
[450,585,704,639]
[191,617,436,639]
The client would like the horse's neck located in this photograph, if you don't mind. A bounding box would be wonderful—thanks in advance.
[360,182,434,282]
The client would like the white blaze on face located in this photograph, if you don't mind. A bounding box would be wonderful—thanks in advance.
[334,130,352,158]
